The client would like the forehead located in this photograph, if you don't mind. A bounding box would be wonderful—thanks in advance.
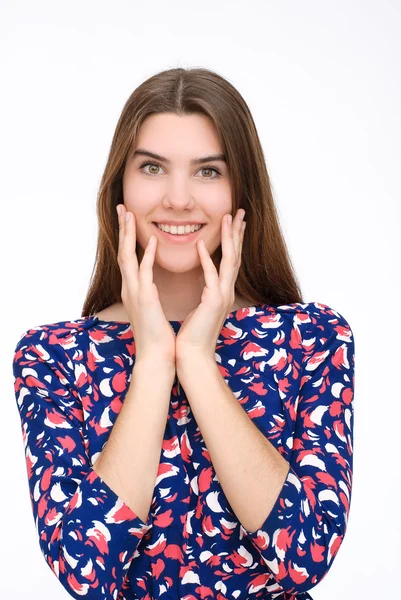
[133,113,224,159]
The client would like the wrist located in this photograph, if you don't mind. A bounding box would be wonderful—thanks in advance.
[176,355,217,380]
[134,358,176,381]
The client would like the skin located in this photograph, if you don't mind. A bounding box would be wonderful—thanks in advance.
[98,112,247,323]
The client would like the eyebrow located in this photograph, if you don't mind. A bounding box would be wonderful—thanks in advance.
[132,148,227,165]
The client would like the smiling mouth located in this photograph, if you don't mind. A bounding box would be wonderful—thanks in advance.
[152,223,205,242]
[153,223,205,232]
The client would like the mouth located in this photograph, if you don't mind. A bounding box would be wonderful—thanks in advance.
[152,223,206,244]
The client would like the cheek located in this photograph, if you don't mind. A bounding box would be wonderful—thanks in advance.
[206,184,231,212]
[122,173,152,206]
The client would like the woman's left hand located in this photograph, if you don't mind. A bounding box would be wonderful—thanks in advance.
[175,208,246,367]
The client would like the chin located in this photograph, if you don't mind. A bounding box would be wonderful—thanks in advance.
[155,259,204,274]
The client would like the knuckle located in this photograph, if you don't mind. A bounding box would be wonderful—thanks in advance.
[117,253,126,266]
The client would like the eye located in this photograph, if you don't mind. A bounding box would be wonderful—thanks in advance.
[139,161,221,179]
[199,167,221,179]
[140,162,163,176]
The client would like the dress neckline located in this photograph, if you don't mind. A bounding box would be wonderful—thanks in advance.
[91,303,270,326]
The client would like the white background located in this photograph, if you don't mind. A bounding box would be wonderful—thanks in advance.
[1,1,400,598]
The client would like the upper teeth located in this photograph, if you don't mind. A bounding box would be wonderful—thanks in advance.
[156,223,203,234]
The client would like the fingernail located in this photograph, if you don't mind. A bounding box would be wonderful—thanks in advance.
[125,211,130,222]
[227,214,232,224]
[116,205,121,217]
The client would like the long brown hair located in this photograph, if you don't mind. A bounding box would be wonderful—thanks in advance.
[81,67,303,317]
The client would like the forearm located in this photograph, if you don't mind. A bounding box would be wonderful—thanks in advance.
[177,358,290,534]
[93,360,175,524]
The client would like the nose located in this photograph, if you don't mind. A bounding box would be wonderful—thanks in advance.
[164,175,195,210]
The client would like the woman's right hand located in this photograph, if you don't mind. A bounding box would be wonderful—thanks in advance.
[116,203,177,371]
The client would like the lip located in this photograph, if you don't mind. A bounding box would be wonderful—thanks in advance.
[152,222,205,243]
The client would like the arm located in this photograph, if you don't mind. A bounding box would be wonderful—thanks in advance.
[238,309,355,593]
[177,307,355,595]
[93,359,175,524]
[177,358,291,534]
[13,331,174,600]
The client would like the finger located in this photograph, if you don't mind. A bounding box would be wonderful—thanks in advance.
[239,221,246,260]
[123,209,139,276]
[220,213,238,293]
[232,210,244,255]
[197,239,220,293]
[117,204,125,256]
[138,233,158,292]
[124,211,138,273]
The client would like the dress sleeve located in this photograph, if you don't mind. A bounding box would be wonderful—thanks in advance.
[239,308,355,594]
[12,330,152,600]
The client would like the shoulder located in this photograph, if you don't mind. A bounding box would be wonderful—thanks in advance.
[270,301,353,335]
[264,301,354,362]
[12,315,96,365]
[282,302,355,375]
[232,301,353,346]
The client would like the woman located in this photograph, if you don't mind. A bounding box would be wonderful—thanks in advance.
[12,67,355,600]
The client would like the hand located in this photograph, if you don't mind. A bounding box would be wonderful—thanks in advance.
[175,209,246,367]
[116,204,177,371]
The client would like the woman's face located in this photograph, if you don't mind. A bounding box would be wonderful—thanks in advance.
[122,112,232,274]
